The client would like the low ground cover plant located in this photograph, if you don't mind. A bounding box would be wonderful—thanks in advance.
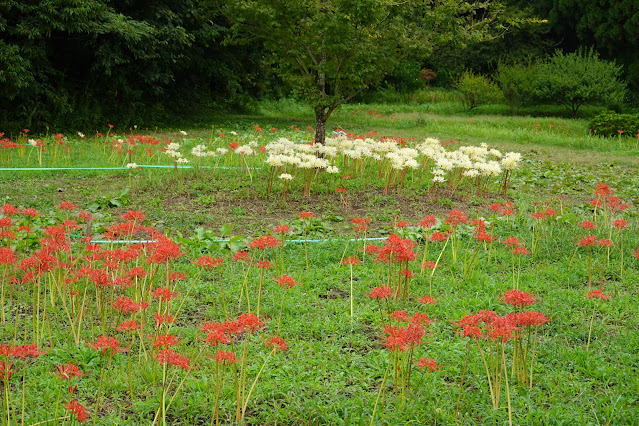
[0,176,637,424]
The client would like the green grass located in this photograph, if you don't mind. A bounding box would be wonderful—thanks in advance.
[0,100,638,424]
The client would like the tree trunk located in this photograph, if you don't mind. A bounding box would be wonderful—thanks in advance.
[315,108,327,145]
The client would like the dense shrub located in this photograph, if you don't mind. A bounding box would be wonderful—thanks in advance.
[495,61,539,115]
[456,71,503,111]
[588,112,639,137]
[536,49,626,118]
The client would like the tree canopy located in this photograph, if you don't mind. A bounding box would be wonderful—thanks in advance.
[218,0,509,143]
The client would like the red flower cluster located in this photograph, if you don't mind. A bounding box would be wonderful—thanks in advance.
[455,309,547,342]
[65,400,90,423]
[250,235,280,250]
[503,289,536,308]
[377,234,416,263]
[276,275,300,289]
[195,256,224,270]
[55,362,87,380]
[155,349,191,370]
[202,313,264,347]
[445,210,468,227]
[273,224,292,234]
[266,336,288,351]
[587,289,610,301]
[367,286,392,300]
[416,357,440,372]
[87,336,128,354]
[215,350,237,365]
[577,236,612,248]
[419,215,436,228]
[343,256,360,266]
[112,296,148,315]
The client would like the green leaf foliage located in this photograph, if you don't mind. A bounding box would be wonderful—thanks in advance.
[535,49,626,118]
[456,71,503,111]
[588,112,639,138]
[495,60,539,115]
[218,0,509,143]
[0,1,264,132]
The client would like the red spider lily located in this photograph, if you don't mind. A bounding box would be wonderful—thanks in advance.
[21,208,39,218]
[155,349,191,370]
[390,310,409,322]
[501,236,521,247]
[117,320,141,332]
[613,219,628,230]
[65,400,90,423]
[297,212,313,219]
[580,220,595,230]
[532,212,544,220]
[367,286,392,299]
[401,269,414,278]
[215,350,237,365]
[205,329,231,346]
[578,235,599,247]
[489,203,502,214]
[237,313,263,332]
[416,357,440,372]
[513,246,530,256]
[233,250,250,262]
[112,296,148,315]
[419,295,437,305]
[152,287,177,301]
[195,256,224,270]
[351,217,371,225]
[430,232,447,243]
[256,260,272,269]
[587,289,610,301]
[153,334,179,349]
[598,238,612,248]
[275,275,299,289]
[383,323,425,351]
[121,210,145,221]
[594,183,612,197]
[5,344,44,360]
[1,204,17,216]
[365,245,380,255]
[474,230,495,243]
[154,313,175,327]
[422,260,437,270]
[503,289,536,308]
[377,234,416,263]
[0,217,13,228]
[419,215,437,228]
[249,235,280,250]
[273,224,292,234]
[0,247,16,264]
[445,210,468,227]
[343,256,360,266]
[87,336,128,354]
[396,220,408,228]
[501,208,516,217]
[506,311,548,328]
[266,336,288,351]
[58,201,77,211]
[146,236,183,264]
[55,363,87,380]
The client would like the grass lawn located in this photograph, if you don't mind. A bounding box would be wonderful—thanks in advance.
[0,100,637,424]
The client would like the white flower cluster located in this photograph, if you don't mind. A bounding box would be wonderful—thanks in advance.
[263,136,521,183]
[417,140,519,179]
[165,143,189,163]
[191,144,216,158]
